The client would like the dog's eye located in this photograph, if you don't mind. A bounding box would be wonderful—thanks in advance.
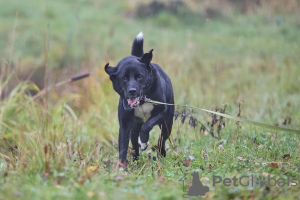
[137,75,142,80]
[122,76,128,81]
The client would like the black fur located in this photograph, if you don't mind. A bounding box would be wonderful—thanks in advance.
[131,34,144,57]
[105,32,174,165]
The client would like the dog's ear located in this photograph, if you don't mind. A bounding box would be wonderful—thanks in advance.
[139,49,153,65]
[104,63,117,80]
[104,63,116,75]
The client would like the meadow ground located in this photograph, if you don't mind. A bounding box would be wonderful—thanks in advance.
[0,0,300,199]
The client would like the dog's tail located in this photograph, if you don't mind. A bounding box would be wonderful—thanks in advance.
[131,32,144,57]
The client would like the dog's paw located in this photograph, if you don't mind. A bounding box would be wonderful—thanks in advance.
[138,137,149,151]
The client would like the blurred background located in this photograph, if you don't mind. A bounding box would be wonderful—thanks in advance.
[1,0,299,129]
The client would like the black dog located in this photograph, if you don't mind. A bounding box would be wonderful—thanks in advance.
[105,32,174,166]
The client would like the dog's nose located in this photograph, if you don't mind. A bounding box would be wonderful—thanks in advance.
[128,88,137,95]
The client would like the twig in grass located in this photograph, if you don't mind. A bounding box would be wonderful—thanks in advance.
[217,105,227,138]
[43,23,50,134]
[236,100,244,126]
[136,163,146,178]
[146,98,300,135]
[33,72,90,101]
[173,104,227,139]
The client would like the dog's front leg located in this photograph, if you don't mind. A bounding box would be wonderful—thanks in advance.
[139,105,167,151]
[131,120,143,160]
[118,125,131,167]
[118,101,134,167]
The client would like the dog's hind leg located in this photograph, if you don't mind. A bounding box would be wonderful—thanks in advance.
[157,132,167,157]
[131,121,143,160]
[158,116,173,157]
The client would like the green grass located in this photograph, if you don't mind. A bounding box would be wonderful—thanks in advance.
[1,0,300,199]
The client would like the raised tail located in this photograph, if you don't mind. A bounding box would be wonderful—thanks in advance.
[131,32,144,57]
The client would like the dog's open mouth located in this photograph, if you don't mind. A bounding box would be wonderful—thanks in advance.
[127,97,140,108]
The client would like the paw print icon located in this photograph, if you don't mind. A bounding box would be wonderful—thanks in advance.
[255,176,266,187]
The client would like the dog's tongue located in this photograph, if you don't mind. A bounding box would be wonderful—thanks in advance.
[127,98,138,107]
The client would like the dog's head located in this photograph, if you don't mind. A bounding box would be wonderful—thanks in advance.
[105,49,153,108]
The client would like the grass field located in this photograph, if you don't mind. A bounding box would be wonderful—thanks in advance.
[1,0,300,199]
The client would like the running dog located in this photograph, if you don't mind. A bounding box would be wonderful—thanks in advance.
[105,32,174,166]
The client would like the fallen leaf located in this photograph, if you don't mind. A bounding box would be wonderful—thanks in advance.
[282,154,291,159]
[151,145,159,151]
[258,145,264,149]
[86,166,98,174]
[267,132,277,138]
[157,175,165,183]
[203,193,214,199]
[183,160,191,167]
[77,176,85,185]
[262,172,269,178]
[269,163,279,168]
[281,162,290,167]
[203,193,215,199]
[87,192,94,198]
